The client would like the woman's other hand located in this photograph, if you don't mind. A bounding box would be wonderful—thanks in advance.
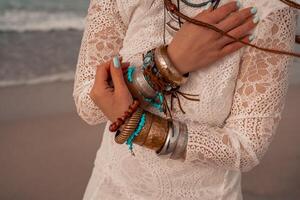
[167,1,259,74]
[89,56,133,122]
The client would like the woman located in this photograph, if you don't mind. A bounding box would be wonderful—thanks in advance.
[73,0,297,199]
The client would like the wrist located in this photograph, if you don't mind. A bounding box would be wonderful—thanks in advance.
[166,44,189,76]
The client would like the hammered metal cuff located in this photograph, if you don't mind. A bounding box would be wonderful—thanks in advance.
[154,45,188,86]
[141,113,169,152]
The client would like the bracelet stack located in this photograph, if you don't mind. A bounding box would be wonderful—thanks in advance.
[110,44,192,159]
[125,44,190,114]
[111,104,188,159]
[156,120,188,160]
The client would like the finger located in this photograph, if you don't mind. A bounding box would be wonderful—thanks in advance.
[110,55,128,92]
[107,62,131,87]
[201,2,214,14]
[216,15,259,47]
[94,60,111,90]
[216,7,257,32]
[220,34,253,56]
[197,1,240,23]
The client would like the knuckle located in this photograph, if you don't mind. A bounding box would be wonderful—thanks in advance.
[229,30,240,39]
[224,2,237,12]
[197,15,213,24]
[240,12,250,21]
[231,15,241,24]
[116,84,128,92]
[244,24,252,33]
[248,20,256,29]
[222,37,231,45]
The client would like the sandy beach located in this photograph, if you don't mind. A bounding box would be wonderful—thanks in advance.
[0,77,300,200]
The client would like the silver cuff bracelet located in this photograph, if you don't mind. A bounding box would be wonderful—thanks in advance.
[156,120,188,160]
[170,121,188,160]
[133,67,157,99]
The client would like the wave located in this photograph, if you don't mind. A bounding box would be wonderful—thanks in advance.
[0,71,75,87]
[0,10,85,32]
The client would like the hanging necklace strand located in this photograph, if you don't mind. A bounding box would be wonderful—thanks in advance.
[164,0,300,58]
[180,0,216,8]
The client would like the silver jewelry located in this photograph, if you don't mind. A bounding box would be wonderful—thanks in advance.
[181,0,213,8]
[156,120,182,158]
[166,120,181,154]
[156,121,173,158]
[170,121,188,160]
[133,67,156,98]
[156,120,188,160]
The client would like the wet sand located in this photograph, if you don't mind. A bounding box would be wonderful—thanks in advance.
[0,80,300,200]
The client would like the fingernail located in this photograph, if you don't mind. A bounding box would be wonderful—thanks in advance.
[249,35,255,42]
[253,15,260,24]
[236,0,242,9]
[113,56,121,68]
[204,2,212,10]
[250,7,257,14]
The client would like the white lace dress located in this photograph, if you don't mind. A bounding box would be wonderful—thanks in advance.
[73,0,297,199]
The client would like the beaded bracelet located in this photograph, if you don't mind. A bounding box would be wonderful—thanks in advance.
[109,100,140,132]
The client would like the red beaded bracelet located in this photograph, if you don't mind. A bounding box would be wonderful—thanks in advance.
[109,100,140,132]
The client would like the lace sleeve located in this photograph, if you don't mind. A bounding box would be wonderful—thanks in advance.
[183,7,297,172]
[73,0,126,125]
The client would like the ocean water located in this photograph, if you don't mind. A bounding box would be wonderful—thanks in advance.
[0,0,89,31]
[0,0,90,87]
[0,1,299,87]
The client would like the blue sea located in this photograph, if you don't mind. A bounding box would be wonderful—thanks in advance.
[0,0,90,87]
[0,1,299,87]
[0,0,89,31]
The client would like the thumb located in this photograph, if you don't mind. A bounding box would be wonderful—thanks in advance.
[110,55,128,92]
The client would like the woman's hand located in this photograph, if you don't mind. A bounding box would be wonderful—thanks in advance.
[167,1,259,74]
[89,56,133,122]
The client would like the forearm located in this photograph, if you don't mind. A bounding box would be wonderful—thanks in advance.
[73,0,126,124]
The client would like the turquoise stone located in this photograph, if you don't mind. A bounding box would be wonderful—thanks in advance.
[126,113,147,152]
[127,66,136,83]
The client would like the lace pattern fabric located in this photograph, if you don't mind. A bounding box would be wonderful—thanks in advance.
[73,0,297,199]
[183,6,296,172]
[73,0,126,125]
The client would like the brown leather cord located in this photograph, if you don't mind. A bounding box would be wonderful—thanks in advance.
[164,0,300,57]
[296,35,300,44]
[143,63,200,119]
[280,0,300,9]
